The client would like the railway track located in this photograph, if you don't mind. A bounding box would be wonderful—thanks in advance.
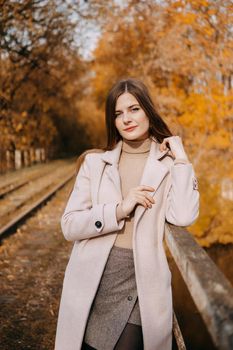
[0,180,73,350]
[0,159,75,241]
[0,160,72,198]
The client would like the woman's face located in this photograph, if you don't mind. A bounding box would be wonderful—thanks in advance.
[115,92,150,141]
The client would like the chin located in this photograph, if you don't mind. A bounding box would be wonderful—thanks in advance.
[122,132,149,141]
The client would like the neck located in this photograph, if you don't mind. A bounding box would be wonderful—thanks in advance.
[122,136,152,154]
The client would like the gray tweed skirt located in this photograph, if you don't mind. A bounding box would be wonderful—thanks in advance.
[83,245,142,350]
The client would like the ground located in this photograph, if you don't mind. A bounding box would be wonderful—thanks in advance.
[0,182,73,350]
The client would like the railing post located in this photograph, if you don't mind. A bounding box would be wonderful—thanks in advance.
[0,149,4,173]
[6,150,14,171]
[41,148,46,162]
[23,150,30,167]
[35,148,41,163]
[29,148,35,164]
[15,150,22,170]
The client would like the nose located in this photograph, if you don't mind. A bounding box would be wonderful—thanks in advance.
[122,111,131,123]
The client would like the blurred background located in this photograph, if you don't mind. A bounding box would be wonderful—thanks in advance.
[0,1,233,349]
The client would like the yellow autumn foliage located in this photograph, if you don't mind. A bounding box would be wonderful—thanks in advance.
[1,0,233,247]
[88,0,233,247]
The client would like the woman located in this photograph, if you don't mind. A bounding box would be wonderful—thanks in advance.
[55,78,199,350]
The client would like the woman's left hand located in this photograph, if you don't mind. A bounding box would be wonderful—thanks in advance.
[159,136,189,160]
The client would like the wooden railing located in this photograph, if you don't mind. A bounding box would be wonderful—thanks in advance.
[0,148,46,174]
[164,223,233,350]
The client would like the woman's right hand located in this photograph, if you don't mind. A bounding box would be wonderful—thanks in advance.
[121,185,155,217]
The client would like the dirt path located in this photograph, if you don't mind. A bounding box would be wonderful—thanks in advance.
[0,181,74,350]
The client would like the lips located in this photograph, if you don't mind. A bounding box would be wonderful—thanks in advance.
[124,126,137,132]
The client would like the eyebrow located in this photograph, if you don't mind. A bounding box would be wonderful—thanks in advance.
[115,104,140,112]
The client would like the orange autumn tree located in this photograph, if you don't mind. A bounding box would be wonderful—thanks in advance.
[86,0,233,246]
[0,0,89,156]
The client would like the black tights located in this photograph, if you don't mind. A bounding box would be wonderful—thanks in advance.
[82,322,143,350]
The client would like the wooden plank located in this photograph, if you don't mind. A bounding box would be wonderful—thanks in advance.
[173,310,187,350]
[165,223,233,350]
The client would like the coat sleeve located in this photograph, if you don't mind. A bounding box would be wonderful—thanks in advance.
[61,155,125,241]
[165,161,200,227]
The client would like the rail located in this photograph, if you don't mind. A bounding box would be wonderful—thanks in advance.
[165,223,233,350]
[0,160,75,241]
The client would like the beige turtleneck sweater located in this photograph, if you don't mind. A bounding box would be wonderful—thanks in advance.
[114,136,152,249]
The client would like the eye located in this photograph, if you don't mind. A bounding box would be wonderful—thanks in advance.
[131,107,140,112]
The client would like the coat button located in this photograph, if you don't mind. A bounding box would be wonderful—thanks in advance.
[95,221,102,228]
[193,177,198,190]
[127,296,133,301]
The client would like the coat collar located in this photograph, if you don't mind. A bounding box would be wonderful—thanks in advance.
[97,136,171,234]
[100,136,170,165]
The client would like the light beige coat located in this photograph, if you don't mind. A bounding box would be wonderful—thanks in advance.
[55,137,199,350]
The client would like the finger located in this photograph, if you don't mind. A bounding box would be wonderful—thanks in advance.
[137,185,155,191]
[164,140,171,149]
[144,193,155,204]
[140,199,151,208]
[136,195,152,208]
[159,143,164,151]
[160,140,169,151]
[137,192,155,204]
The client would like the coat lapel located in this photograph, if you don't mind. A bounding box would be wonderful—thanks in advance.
[100,140,123,199]
[100,137,170,210]
[133,138,170,227]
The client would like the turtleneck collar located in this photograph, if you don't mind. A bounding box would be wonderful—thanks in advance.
[122,136,152,154]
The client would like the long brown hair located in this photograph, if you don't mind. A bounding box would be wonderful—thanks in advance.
[76,77,173,174]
